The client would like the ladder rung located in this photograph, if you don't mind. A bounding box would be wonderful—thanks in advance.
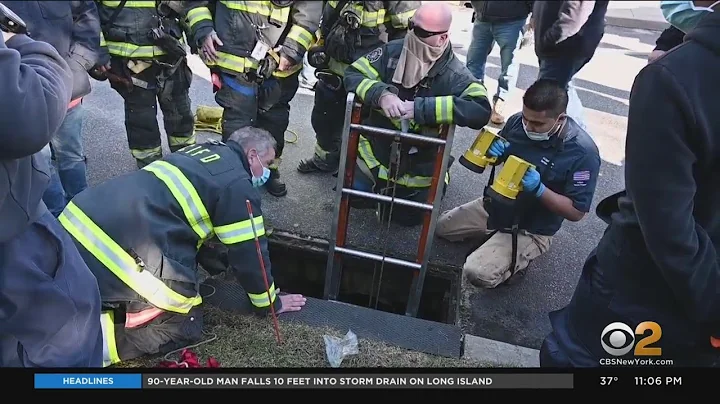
[350,124,447,145]
[342,188,434,211]
[334,246,422,270]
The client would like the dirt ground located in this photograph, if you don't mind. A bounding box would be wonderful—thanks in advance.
[118,307,485,368]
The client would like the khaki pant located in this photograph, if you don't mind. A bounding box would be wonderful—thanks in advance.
[436,198,552,288]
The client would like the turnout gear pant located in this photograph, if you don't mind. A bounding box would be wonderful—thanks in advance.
[215,72,300,159]
[100,305,203,366]
[436,197,552,288]
[309,76,347,169]
[109,57,196,167]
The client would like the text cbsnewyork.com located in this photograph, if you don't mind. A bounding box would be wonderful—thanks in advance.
[151,376,493,387]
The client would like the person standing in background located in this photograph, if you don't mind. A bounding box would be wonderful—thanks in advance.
[465,1,533,125]
[0,4,103,367]
[531,1,609,131]
[3,1,102,217]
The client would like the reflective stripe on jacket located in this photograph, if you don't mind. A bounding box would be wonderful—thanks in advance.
[186,1,321,78]
[344,39,492,182]
[59,140,282,322]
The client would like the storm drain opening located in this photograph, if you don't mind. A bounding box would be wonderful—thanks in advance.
[266,234,460,325]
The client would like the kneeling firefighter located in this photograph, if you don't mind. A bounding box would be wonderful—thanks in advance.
[186,0,322,197]
[436,79,601,289]
[58,127,306,366]
[92,0,196,168]
[296,0,421,175]
[344,2,491,227]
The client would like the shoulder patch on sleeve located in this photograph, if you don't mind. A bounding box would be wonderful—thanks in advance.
[572,170,591,187]
[366,47,383,63]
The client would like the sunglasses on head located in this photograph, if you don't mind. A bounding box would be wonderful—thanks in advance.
[408,18,447,39]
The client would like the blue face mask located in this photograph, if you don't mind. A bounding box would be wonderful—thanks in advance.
[251,157,271,188]
[661,1,719,33]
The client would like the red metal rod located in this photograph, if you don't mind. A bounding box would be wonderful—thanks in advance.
[245,200,282,345]
[416,125,449,264]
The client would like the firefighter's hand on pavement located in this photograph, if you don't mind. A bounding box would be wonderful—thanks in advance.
[2,31,15,43]
[277,292,307,314]
[278,55,294,71]
[379,92,405,119]
[201,31,223,63]
[488,138,508,157]
[400,100,414,120]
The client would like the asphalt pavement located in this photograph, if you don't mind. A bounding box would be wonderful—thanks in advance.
[79,10,663,350]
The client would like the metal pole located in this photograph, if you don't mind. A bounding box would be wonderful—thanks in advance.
[350,124,447,145]
[341,188,434,210]
[405,124,456,317]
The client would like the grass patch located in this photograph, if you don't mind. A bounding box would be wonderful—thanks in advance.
[118,306,485,368]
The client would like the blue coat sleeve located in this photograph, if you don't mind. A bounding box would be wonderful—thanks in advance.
[0,35,72,160]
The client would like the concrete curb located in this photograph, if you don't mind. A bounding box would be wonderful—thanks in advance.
[605,16,669,31]
[463,335,540,367]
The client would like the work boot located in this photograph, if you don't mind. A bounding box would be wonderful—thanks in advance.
[490,99,506,125]
[297,155,338,174]
[265,167,287,197]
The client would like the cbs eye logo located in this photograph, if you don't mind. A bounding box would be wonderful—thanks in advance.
[601,321,662,356]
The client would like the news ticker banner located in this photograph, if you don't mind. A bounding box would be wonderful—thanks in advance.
[35,373,574,389]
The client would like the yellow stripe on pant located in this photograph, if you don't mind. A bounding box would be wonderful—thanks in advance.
[59,202,203,314]
[100,310,121,367]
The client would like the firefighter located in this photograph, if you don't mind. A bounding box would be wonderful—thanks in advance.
[91,0,196,168]
[296,0,421,175]
[58,127,307,365]
[186,1,322,197]
[343,2,492,227]
[1,12,103,367]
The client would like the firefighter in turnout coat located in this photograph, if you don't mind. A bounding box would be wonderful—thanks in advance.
[343,2,491,226]
[185,1,322,197]
[58,127,306,366]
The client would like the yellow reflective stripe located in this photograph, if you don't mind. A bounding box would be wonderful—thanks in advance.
[248,282,278,308]
[350,57,380,80]
[100,311,121,367]
[356,78,380,101]
[105,41,165,58]
[102,0,155,7]
[168,133,197,147]
[99,32,106,47]
[287,25,313,50]
[221,1,289,23]
[272,62,302,77]
[143,161,213,241]
[329,58,349,76]
[357,136,381,169]
[328,1,338,8]
[389,9,416,28]
[131,147,161,161]
[187,7,213,28]
[434,95,454,124]
[461,82,488,99]
[215,216,264,244]
[59,202,203,314]
[206,51,258,73]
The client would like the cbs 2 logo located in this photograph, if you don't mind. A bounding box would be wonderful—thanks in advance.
[601,322,662,356]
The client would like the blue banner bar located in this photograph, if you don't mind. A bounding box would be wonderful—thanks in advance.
[35,374,142,389]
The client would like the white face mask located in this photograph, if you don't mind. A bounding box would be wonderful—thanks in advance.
[522,116,564,141]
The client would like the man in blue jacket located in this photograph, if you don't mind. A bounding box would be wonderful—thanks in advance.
[541,1,720,367]
[3,1,102,217]
[0,7,103,367]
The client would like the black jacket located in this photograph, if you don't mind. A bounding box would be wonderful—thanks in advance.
[0,35,72,244]
[590,11,720,359]
[5,1,101,101]
[63,139,284,315]
[533,1,609,59]
[470,1,533,24]
[654,25,685,52]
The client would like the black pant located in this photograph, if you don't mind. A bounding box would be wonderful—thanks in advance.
[215,72,300,159]
[110,306,204,362]
[110,57,195,166]
[310,76,347,166]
